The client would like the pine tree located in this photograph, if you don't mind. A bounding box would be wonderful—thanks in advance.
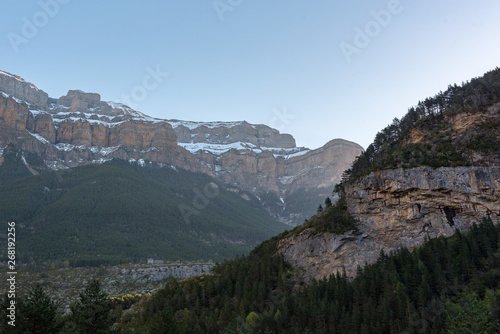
[20,284,61,334]
[70,279,115,334]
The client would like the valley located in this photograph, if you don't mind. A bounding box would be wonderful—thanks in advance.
[1,67,499,333]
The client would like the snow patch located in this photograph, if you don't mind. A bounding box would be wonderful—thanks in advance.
[179,141,259,155]
[0,91,30,106]
[179,141,310,158]
[29,109,49,116]
[51,113,163,127]
[91,158,112,164]
[168,120,244,130]
[99,146,121,156]
[278,149,310,160]
[27,131,50,144]
[55,143,82,152]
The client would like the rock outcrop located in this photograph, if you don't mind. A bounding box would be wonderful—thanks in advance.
[278,166,500,280]
[0,70,363,225]
[0,90,206,172]
[170,120,296,148]
[170,119,363,224]
[0,70,49,108]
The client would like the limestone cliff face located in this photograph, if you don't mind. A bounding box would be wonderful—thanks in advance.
[0,90,205,172]
[0,70,363,225]
[278,166,500,280]
[208,139,362,196]
[173,129,363,224]
[0,70,49,108]
[170,120,296,148]
[0,92,34,132]
[281,139,362,192]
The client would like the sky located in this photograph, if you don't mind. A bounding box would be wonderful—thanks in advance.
[1,1,499,150]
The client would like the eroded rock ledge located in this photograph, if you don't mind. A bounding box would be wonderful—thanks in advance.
[278,166,500,280]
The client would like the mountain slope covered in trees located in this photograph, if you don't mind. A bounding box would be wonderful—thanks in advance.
[121,68,500,333]
[344,67,500,184]
[0,153,287,266]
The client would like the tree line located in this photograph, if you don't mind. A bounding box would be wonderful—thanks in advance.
[344,67,500,184]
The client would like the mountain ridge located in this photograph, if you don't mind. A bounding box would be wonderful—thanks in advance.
[0,70,363,225]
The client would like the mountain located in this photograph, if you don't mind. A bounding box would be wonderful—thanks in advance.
[0,153,287,265]
[111,68,500,334]
[278,67,500,280]
[4,69,500,333]
[0,69,362,225]
[168,119,362,224]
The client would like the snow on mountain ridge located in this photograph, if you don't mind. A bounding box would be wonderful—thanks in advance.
[179,141,310,158]
[168,120,245,130]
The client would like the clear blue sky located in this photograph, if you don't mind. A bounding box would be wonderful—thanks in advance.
[1,1,499,149]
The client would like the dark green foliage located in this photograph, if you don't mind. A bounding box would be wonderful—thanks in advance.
[445,292,499,333]
[297,195,357,235]
[129,218,500,333]
[0,159,287,266]
[135,233,291,333]
[21,284,60,333]
[0,149,33,186]
[147,308,180,334]
[345,67,500,183]
[70,279,116,334]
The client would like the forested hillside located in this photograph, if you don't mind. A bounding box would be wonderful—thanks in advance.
[344,67,500,184]
[8,217,493,333]
[2,68,499,333]
[123,68,500,333]
[0,154,287,266]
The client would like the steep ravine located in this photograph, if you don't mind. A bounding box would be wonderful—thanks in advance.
[278,166,500,280]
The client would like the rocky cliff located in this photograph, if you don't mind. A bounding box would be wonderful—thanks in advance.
[0,70,50,108]
[278,166,500,280]
[277,69,500,280]
[0,86,205,171]
[0,70,362,225]
[169,119,363,224]
[169,120,296,148]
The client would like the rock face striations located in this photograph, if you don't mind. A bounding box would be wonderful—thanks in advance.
[168,120,363,224]
[278,166,500,280]
[0,70,362,225]
[0,87,203,172]
[0,70,49,108]
[170,120,296,148]
[277,67,500,281]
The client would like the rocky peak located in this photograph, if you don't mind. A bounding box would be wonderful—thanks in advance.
[56,90,102,112]
[169,120,296,148]
[53,90,142,118]
[0,70,49,109]
[0,70,364,226]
